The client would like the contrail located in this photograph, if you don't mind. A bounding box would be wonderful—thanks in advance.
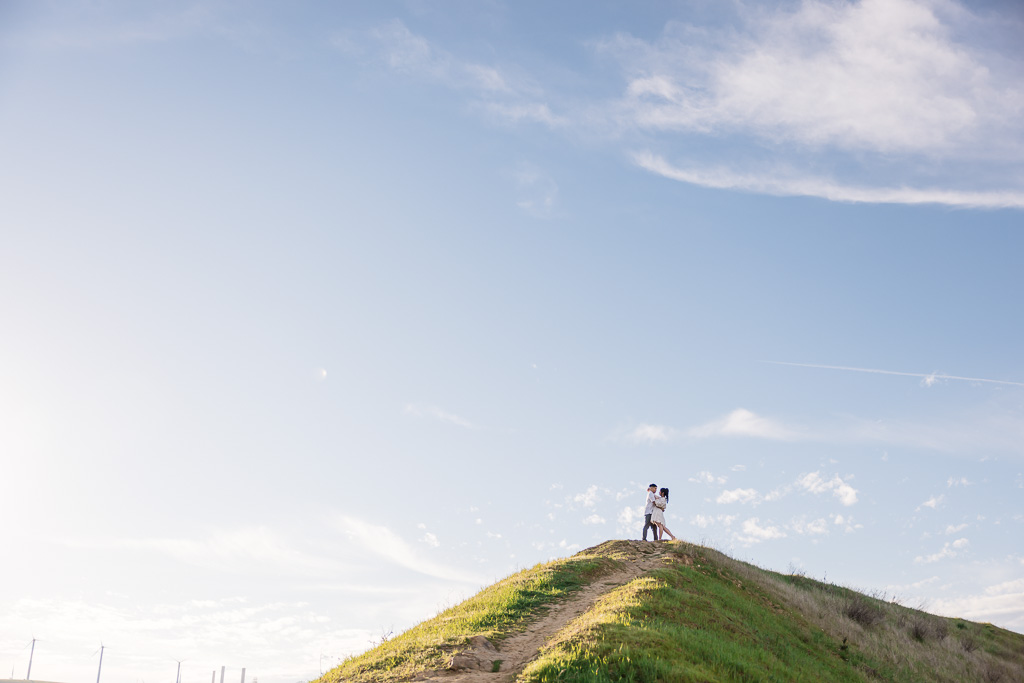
[761,361,1024,388]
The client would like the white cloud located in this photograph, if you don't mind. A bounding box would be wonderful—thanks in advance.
[947,476,971,487]
[691,514,738,529]
[582,514,606,525]
[513,163,560,217]
[617,505,644,536]
[403,403,476,429]
[420,532,440,548]
[62,528,345,577]
[736,518,786,544]
[634,153,1024,209]
[716,488,760,505]
[689,471,727,485]
[914,537,970,563]
[483,101,568,127]
[356,20,563,128]
[627,422,676,444]
[611,0,1024,208]
[796,472,859,506]
[337,516,483,584]
[0,596,373,683]
[932,580,1024,631]
[369,20,450,79]
[615,0,1020,153]
[688,408,801,440]
[573,485,601,508]
[946,523,969,534]
[791,517,829,536]
[830,513,863,533]
[917,494,945,510]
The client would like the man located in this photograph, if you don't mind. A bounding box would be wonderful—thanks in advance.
[642,483,659,541]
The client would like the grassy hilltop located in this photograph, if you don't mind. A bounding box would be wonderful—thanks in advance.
[318,540,1024,682]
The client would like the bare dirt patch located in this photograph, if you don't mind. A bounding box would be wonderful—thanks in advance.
[413,541,677,683]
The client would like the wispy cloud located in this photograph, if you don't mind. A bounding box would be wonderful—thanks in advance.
[691,514,737,529]
[634,153,1024,209]
[736,518,786,544]
[915,537,969,563]
[689,471,727,485]
[62,528,346,576]
[716,488,760,505]
[796,472,859,506]
[626,422,677,444]
[622,403,1024,456]
[687,408,802,441]
[790,517,829,536]
[512,162,560,217]
[337,516,484,584]
[917,494,945,510]
[931,576,1024,630]
[611,0,1024,208]
[762,360,1024,388]
[403,403,476,429]
[0,596,369,683]
[345,20,564,127]
[609,0,1022,155]
[832,513,863,533]
[572,485,602,508]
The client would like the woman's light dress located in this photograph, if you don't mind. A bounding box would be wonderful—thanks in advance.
[651,496,667,524]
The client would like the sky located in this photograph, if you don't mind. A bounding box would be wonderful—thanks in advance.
[1,0,1023,681]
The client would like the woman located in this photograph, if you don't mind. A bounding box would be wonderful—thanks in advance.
[651,487,677,541]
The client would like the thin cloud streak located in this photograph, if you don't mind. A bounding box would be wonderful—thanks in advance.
[634,153,1024,209]
[763,360,1024,388]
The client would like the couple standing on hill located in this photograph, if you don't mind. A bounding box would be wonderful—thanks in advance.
[642,483,676,542]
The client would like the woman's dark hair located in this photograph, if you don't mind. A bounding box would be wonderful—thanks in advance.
[660,487,669,501]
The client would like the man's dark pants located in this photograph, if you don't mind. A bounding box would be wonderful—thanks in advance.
[642,513,658,541]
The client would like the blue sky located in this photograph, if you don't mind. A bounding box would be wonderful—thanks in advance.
[1,1,1023,681]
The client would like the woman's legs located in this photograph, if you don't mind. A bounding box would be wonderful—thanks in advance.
[659,524,676,541]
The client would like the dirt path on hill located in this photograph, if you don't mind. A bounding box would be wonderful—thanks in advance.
[413,541,675,683]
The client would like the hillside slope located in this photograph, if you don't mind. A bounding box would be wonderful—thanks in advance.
[318,541,1024,682]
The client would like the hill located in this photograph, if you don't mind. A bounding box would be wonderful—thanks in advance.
[317,540,1024,682]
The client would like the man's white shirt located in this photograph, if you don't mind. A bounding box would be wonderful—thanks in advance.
[644,490,656,515]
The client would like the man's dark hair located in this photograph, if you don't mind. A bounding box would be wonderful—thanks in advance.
[649,483,657,488]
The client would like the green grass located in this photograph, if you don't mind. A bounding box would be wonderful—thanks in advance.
[521,550,881,682]
[521,543,1024,683]
[315,541,1024,683]
[317,548,620,683]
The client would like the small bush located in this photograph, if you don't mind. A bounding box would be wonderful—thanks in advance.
[844,596,885,627]
[984,663,1006,682]
[908,617,947,643]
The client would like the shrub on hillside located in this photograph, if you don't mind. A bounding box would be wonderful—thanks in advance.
[843,595,885,627]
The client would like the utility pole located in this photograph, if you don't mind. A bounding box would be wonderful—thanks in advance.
[95,645,105,683]
[26,638,36,680]
[175,660,183,683]
[240,668,245,683]
[219,666,224,683]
